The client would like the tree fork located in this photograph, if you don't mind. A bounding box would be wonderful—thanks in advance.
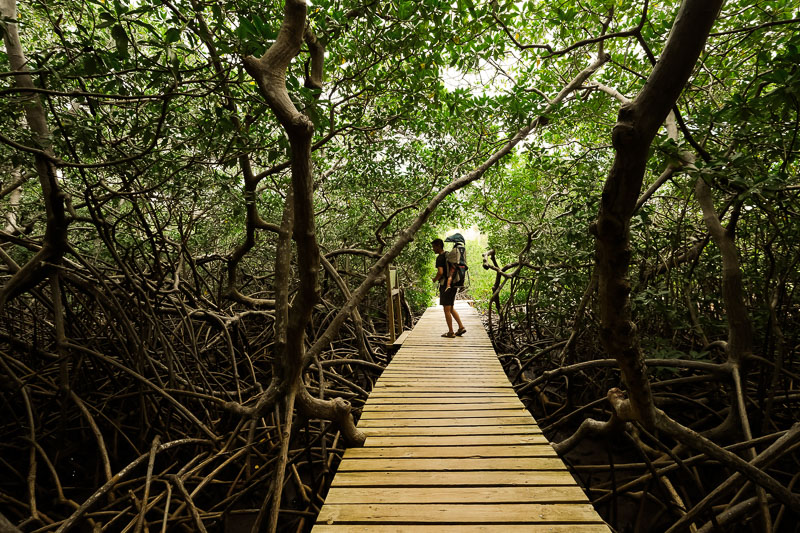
[301,52,613,369]
[695,174,769,530]
[239,0,365,453]
[592,0,724,427]
[0,0,68,309]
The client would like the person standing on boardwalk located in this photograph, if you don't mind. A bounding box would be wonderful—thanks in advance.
[431,238,466,338]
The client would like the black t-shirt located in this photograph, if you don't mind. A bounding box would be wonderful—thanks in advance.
[435,252,447,287]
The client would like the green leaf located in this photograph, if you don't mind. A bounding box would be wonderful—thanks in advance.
[165,27,181,43]
[398,1,413,19]
[83,55,98,75]
[111,24,130,58]
[236,18,256,40]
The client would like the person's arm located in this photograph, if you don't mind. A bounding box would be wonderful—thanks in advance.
[432,265,444,283]
[432,254,445,283]
[446,264,454,289]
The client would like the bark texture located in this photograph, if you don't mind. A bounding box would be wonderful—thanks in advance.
[0,0,67,309]
[592,0,723,427]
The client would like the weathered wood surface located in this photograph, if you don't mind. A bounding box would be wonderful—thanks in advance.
[312,301,609,531]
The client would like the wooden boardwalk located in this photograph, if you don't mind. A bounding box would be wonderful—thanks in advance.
[313,301,610,532]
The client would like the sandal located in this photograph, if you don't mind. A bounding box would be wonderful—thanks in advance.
[455,328,467,336]
[441,332,455,338]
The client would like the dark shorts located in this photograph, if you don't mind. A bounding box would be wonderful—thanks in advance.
[440,286,457,307]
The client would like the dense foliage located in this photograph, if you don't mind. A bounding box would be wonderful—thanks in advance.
[1,0,799,531]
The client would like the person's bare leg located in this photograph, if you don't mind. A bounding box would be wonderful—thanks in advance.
[443,306,454,334]
[451,307,465,331]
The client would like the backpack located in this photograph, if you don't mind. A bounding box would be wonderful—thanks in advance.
[445,235,468,287]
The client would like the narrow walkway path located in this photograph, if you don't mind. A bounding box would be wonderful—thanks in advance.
[313,301,609,532]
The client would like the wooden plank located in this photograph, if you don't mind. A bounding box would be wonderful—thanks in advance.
[386,364,500,368]
[385,356,498,360]
[392,350,496,355]
[391,348,495,351]
[386,356,499,360]
[374,380,510,385]
[359,417,535,428]
[345,445,557,458]
[387,362,491,366]
[378,369,512,376]
[388,362,500,366]
[337,457,566,471]
[380,368,503,373]
[381,363,500,367]
[370,390,516,396]
[382,365,501,370]
[388,359,499,363]
[394,340,492,344]
[386,368,503,374]
[317,503,605,524]
[361,425,541,437]
[382,358,502,363]
[386,361,500,366]
[372,385,513,392]
[360,409,530,419]
[382,366,501,371]
[365,396,521,403]
[379,363,505,368]
[400,338,494,342]
[365,395,521,403]
[375,377,510,383]
[363,434,550,447]
[378,369,506,373]
[360,410,529,419]
[386,362,500,365]
[392,330,410,346]
[373,374,507,381]
[376,373,509,379]
[369,388,514,394]
[363,402,523,411]
[388,361,499,367]
[376,375,507,380]
[323,485,588,504]
[367,393,519,399]
[378,367,506,372]
[374,381,511,388]
[388,354,498,358]
[331,470,579,487]
[314,525,610,533]
[383,358,500,362]
[375,377,511,384]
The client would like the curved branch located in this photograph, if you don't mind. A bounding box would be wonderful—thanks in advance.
[296,385,365,446]
[710,17,800,37]
[320,254,374,363]
[553,411,629,454]
[54,439,212,533]
[495,0,649,58]
[592,0,723,427]
[303,52,612,368]
[656,417,800,527]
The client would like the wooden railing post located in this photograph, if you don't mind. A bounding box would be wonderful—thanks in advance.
[393,284,402,333]
[385,265,396,343]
